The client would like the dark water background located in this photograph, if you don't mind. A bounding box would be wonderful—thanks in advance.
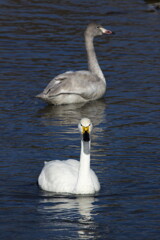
[0,0,160,239]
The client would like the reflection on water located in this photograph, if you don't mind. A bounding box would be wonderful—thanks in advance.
[37,99,106,127]
[39,195,95,220]
[38,194,102,239]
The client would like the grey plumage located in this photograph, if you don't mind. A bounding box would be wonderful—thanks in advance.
[36,22,113,105]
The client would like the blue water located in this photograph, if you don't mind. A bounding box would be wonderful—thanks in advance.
[0,0,160,239]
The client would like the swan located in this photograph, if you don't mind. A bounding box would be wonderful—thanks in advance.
[36,22,113,105]
[38,118,100,194]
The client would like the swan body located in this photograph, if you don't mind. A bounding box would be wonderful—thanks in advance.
[36,23,113,105]
[38,118,100,194]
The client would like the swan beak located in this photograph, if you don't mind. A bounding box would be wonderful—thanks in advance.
[82,126,89,134]
[100,27,113,35]
[82,126,90,142]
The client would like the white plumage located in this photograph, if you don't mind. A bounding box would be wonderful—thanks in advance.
[38,118,100,194]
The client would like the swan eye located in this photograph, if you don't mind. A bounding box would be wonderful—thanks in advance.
[96,26,100,29]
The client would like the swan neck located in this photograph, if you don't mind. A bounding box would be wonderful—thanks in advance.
[85,35,105,82]
[80,140,90,162]
[75,140,91,193]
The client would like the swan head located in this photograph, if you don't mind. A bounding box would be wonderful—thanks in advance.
[85,22,113,38]
[78,118,93,142]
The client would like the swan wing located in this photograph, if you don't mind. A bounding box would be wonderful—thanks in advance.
[90,169,101,192]
[38,159,79,193]
[37,70,105,100]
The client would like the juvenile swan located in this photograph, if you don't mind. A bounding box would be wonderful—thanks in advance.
[38,118,100,194]
[36,22,113,105]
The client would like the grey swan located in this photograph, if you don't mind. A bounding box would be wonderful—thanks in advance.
[36,23,113,105]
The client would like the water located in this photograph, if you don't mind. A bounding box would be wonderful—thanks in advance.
[0,0,160,239]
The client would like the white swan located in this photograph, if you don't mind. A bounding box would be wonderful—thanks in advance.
[36,22,113,105]
[38,118,100,194]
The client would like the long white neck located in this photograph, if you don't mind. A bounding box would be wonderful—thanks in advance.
[85,35,106,83]
[75,140,94,194]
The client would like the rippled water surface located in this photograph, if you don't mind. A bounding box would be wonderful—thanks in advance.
[1,0,160,239]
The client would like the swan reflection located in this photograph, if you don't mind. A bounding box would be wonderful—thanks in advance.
[38,194,99,239]
[38,195,97,239]
[39,194,95,219]
[37,99,106,127]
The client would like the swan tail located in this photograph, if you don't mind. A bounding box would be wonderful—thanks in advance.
[36,92,46,99]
